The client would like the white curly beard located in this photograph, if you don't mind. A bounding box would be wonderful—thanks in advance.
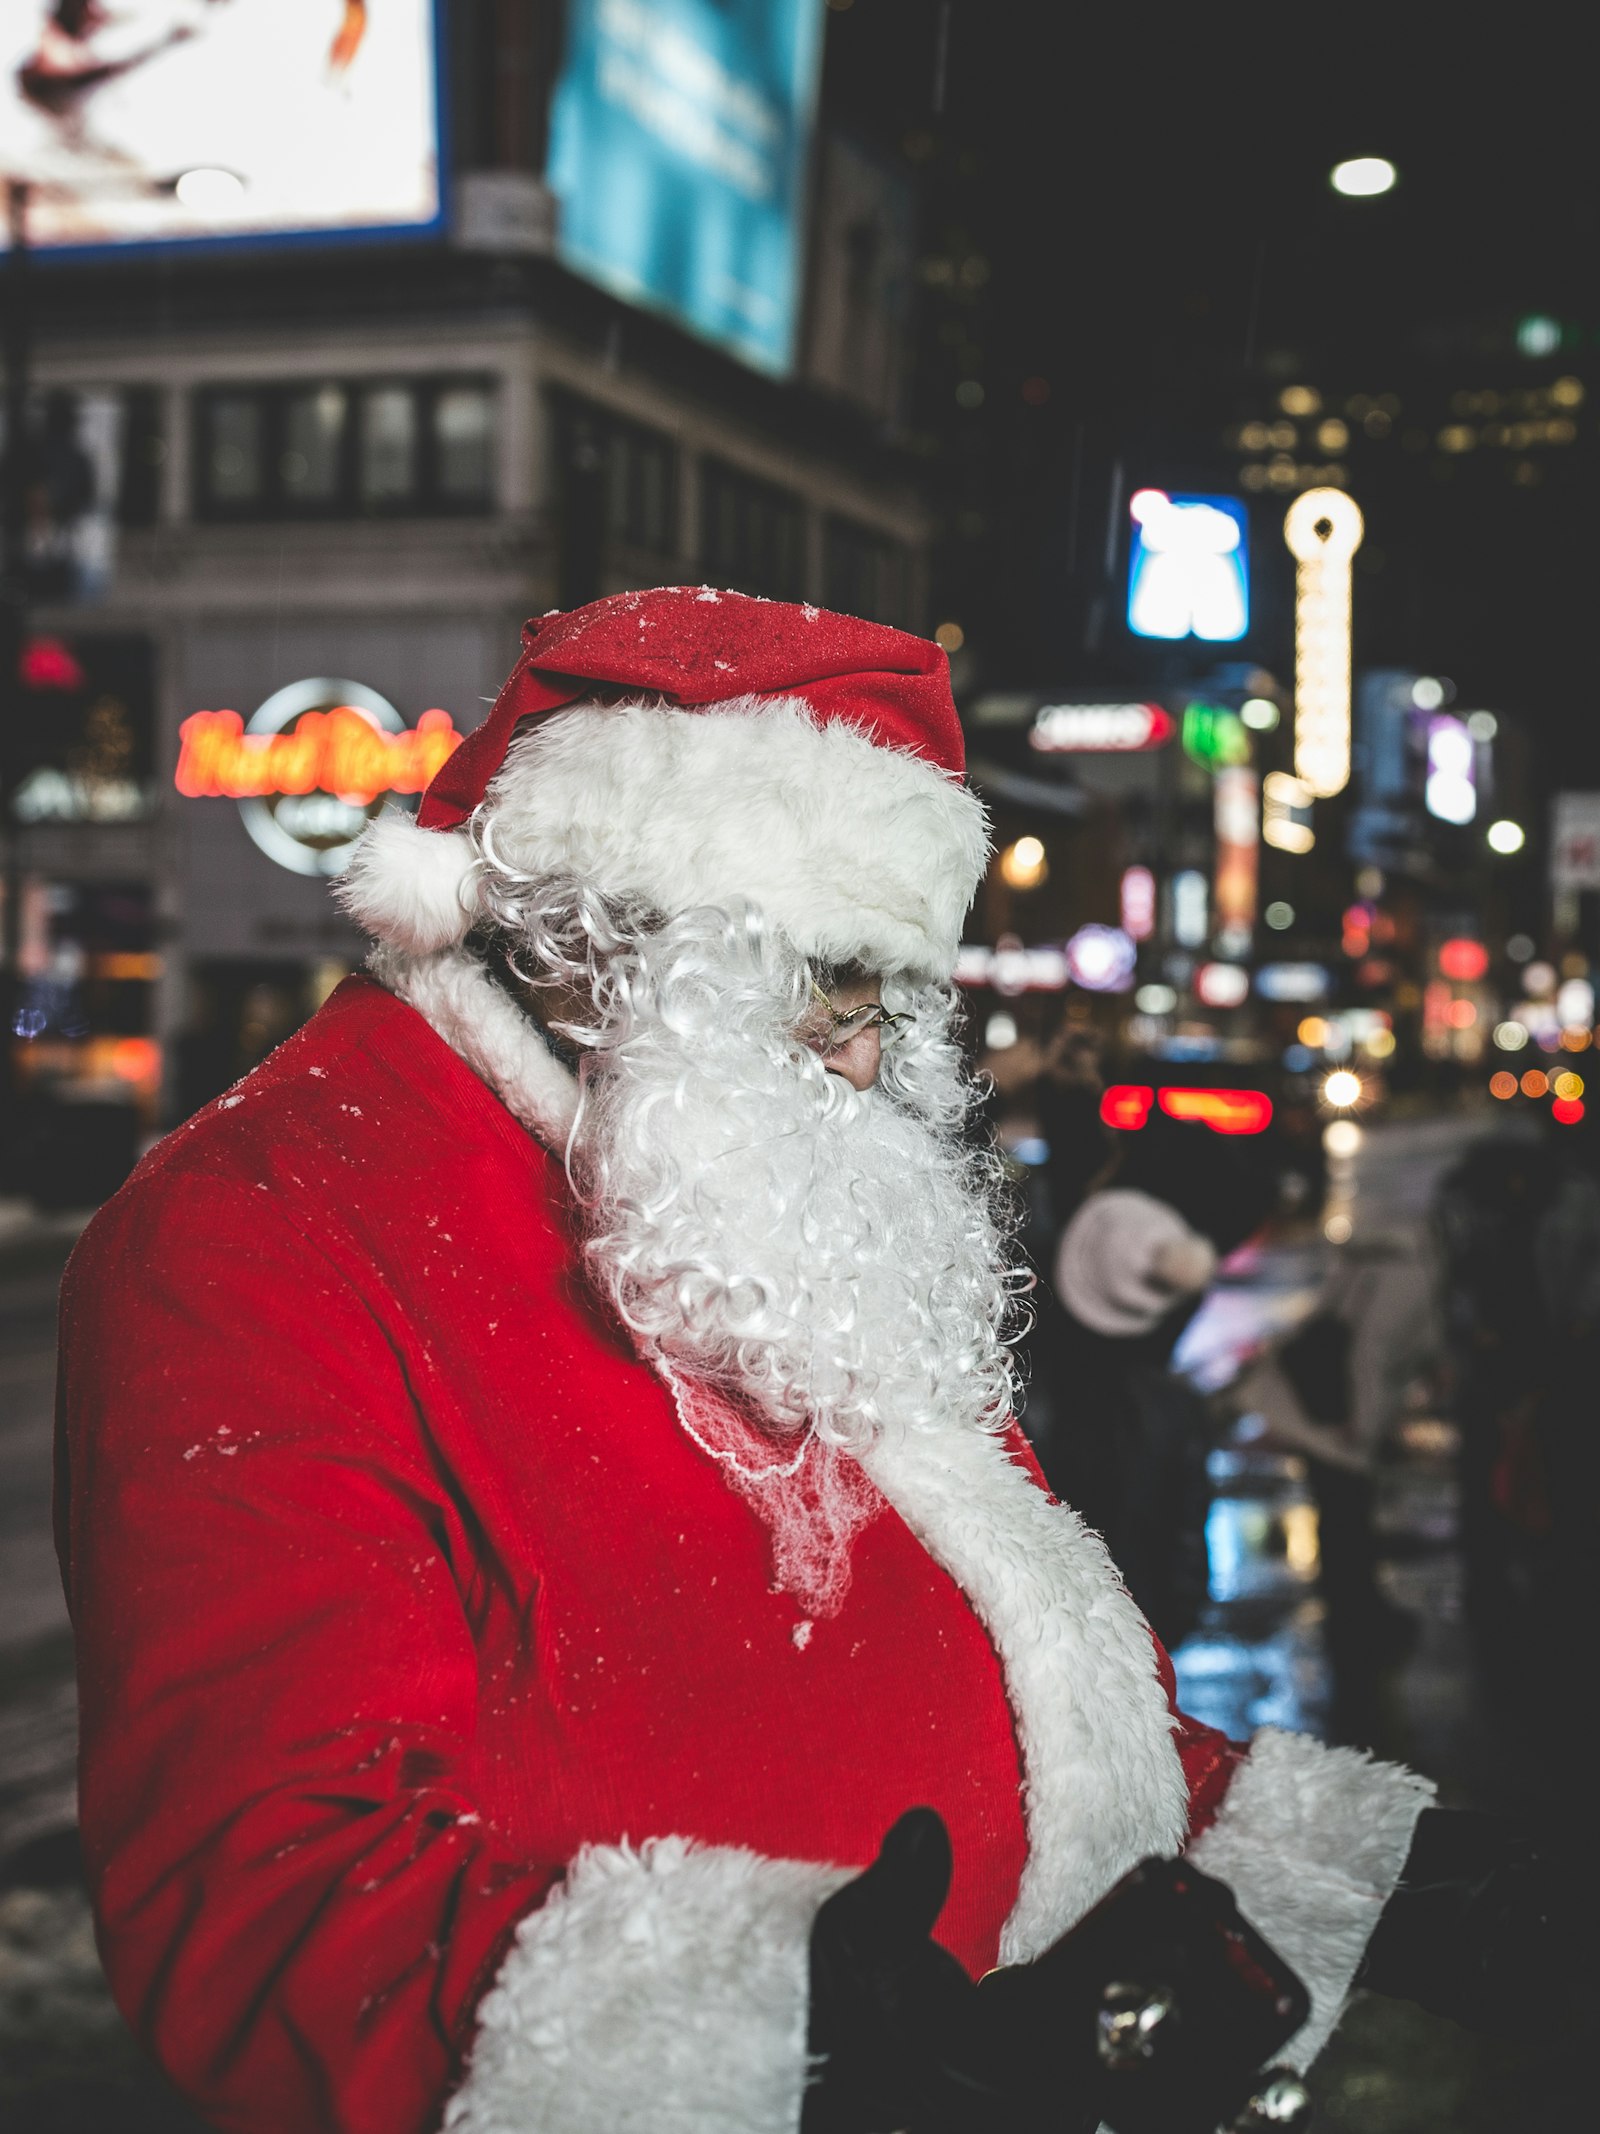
[474,865,1024,1617]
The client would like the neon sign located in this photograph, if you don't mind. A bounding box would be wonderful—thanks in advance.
[175,678,462,878]
[1284,487,1363,798]
[1030,702,1174,753]
[1126,491,1250,642]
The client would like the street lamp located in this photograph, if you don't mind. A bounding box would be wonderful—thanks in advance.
[1330,157,1397,198]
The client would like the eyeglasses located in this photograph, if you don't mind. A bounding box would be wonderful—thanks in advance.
[809,979,910,1046]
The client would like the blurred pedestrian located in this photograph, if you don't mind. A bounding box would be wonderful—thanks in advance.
[1044,1186,1218,1649]
[1433,1133,1600,1682]
[1231,1238,1437,1736]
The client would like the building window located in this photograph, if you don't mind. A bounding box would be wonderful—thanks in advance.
[700,458,805,599]
[359,387,418,506]
[823,514,910,626]
[551,395,679,557]
[195,379,497,520]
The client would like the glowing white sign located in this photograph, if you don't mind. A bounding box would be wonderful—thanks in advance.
[1030,701,1174,752]
[1172,869,1209,949]
[1126,490,1249,642]
[1,2,441,251]
[1284,488,1364,798]
[1424,714,1477,825]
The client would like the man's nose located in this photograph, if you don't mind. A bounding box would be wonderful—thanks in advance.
[825,1024,883,1090]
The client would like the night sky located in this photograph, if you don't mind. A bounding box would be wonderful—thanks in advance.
[825,2,1598,782]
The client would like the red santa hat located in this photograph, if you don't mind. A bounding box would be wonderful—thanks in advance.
[340,587,990,982]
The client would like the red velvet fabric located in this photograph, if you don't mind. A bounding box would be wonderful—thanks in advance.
[418,588,963,831]
[56,978,1239,2134]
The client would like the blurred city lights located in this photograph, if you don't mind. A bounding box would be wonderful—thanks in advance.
[1365,1028,1397,1060]
[1321,1069,1363,1109]
[1323,1119,1363,1158]
[1521,1069,1550,1098]
[1196,962,1250,1009]
[1263,771,1316,854]
[1424,715,1476,824]
[1264,900,1296,929]
[1553,1071,1585,1101]
[1172,869,1209,947]
[934,621,966,652]
[1279,386,1321,416]
[1298,1016,1331,1047]
[1064,925,1137,993]
[1241,697,1280,730]
[175,167,248,214]
[1466,710,1498,741]
[1493,1021,1529,1051]
[1487,819,1525,854]
[1557,978,1595,1027]
[1330,157,1397,197]
[1120,866,1157,940]
[1438,938,1488,982]
[984,1013,1018,1050]
[1523,961,1557,998]
[999,836,1048,889]
[1490,1072,1518,1099]
[1135,984,1178,1015]
[1284,489,1363,797]
[1507,933,1536,962]
[1411,676,1446,710]
[1325,1213,1354,1243]
[1553,1098,1586,1125]
[1516,314,1562,358]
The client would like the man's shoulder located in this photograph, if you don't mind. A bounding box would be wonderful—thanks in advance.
[69,978,558,1288]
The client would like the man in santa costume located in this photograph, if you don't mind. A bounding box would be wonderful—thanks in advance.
[57,589,1547,2134]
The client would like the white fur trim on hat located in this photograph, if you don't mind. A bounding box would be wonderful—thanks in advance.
[479,696,989,982]
[336,808,478,954]
[445,1838,846,2134]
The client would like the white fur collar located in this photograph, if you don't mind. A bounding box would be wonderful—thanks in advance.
[858,1423,1188,1957]
[370,944,580,1151]
[376,947,1188,1948]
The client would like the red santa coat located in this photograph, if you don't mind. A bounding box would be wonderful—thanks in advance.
[56,976,1429,2134]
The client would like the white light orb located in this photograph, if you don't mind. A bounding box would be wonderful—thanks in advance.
[175,167,247,214]
[1322,1068,1363,1109]
[1487,819,1525,855]
[1331,157,1397,198]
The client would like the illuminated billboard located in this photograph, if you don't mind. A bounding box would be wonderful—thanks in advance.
[1126,490,1249,642]
[1,2,441,253]
[546,0,825,376]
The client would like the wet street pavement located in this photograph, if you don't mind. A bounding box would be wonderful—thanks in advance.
[1,1117,1589,2128]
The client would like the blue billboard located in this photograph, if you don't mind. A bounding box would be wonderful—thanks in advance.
[1126,490,1250,643]
[546,0,825,377]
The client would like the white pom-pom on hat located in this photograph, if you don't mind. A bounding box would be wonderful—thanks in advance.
[335,808,478,953]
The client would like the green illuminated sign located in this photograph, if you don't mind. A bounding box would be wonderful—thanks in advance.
[1181,701,1251,771]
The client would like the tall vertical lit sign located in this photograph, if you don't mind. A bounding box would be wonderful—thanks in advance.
[1127,491,1249,641]
[1213,766,1260,949]
[1284,488,1364,798]
[546,0,825,376]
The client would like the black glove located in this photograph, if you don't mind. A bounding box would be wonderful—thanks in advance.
[1357,1807,1569,2033]
[803,1808,1012,2134]
[978,1857,1308,2134]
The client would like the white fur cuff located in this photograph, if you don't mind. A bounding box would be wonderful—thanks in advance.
[1186,1728,1434,2070]
[445,1839,849,2134]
